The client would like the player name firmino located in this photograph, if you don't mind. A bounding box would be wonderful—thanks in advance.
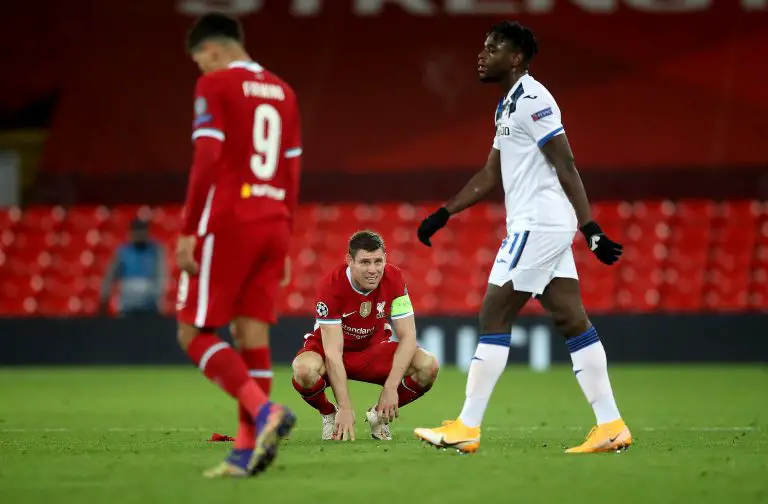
[242,81,285,101]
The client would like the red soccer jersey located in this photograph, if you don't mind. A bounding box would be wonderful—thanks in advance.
[313,264,414,351]
[183,61,302,236]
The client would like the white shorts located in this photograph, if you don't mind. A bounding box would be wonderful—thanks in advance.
[488,230,578,295]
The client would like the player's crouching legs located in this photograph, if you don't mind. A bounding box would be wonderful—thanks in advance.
[292,351,337,440]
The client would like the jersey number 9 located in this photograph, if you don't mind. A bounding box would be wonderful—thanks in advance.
[251,103,282,181]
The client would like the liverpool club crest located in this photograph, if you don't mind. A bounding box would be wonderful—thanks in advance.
[359,301,372,318]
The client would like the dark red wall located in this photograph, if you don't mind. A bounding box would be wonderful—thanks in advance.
[2,1,767,202]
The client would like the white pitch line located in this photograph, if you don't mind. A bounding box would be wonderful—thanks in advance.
[0,426,759,433]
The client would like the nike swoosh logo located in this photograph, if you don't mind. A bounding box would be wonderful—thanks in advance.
[574,369,583,376]
[342,312,356,318]
[523,95,537,99]
[471,356,484,362]
[608,434,620,443]
[439,435,479,448]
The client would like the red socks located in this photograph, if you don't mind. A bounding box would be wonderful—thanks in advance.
[397,375,428,407]
[241,347,273,395]
[292,376,336,415]
[234,347,272,449]
[186,333,267,419]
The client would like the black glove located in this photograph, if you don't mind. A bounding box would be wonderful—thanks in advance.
[580,221,623,265]
[417,207,451,247]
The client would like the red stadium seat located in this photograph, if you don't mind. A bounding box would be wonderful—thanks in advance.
[64,206,111,233]
[615,266,663,312]
[758,221,768,245]
[36,294,85,316]
[659,279,704,312]
[712,225,756,248]
[592,201,632,226]
[578,265,617,313]
[0,295,37,316]
[632,200,674,227]
[670,200,717,227]
[750,268,768,310]
[714,200,760,229]
[16,206,66,233]
[0,206,22,231]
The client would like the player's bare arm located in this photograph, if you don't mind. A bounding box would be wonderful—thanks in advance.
[417,148,501,246]
[378,314,418,423]
[176,236,199,275]
[178,86,224,276]
[541,134,623,265]
[446,147,502,215]
[321,323,356,441]
[540,134,592,226]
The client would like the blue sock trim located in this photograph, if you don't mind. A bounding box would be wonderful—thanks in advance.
[566,326,599,353]
[226,448,253,470]
[479,333,511,347]
[254,401,274,431]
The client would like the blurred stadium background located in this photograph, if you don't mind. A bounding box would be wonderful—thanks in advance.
[2,3,768,504]
[1,1,767,365]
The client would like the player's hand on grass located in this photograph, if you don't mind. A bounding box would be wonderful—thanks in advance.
[176,235,199,275]
[334,408,356,441]
[376,386,399,424]
[580,221,623,265]
[417,207,451,247]
[280,257,291,288]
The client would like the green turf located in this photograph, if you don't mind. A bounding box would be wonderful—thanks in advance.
[1,365,766,504]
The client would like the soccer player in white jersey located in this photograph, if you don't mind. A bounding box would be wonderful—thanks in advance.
[413,21,632,454]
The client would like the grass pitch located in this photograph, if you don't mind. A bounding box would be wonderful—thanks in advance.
[1,365,766,504]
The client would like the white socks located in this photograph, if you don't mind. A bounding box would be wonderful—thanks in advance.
[567,326,621,425]
[455,327,621,430]
[458,334,511,428]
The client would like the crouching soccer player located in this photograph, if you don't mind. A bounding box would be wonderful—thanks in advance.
[292,231,440,440]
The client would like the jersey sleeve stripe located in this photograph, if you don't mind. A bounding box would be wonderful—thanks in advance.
[284,147,303,158]
[192,128,225,141]
[391,312,414,320]
[316,318,341,325]
[536,126,564,148]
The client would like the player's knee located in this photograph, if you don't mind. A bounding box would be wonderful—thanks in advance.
[411,350,440,388]
[551,307,590,338]
[423,354,440,385]
[292,357,322,388]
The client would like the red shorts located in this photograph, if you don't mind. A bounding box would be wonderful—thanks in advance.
[176,220,290,328]
[296,333,398,386]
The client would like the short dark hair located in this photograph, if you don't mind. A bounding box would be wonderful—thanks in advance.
[187,13,244,52]
[487,21,538,63]
[348,230,385,259]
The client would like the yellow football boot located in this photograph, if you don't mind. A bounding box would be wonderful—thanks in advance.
[565,419,632,453]
[414,418,481,453]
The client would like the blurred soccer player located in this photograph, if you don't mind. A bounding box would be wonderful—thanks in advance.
[414,21,631,454]
[292,231,439,441]
[175,13,302,477]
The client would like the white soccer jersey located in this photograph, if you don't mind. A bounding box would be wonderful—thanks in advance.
[492,74,577,233]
